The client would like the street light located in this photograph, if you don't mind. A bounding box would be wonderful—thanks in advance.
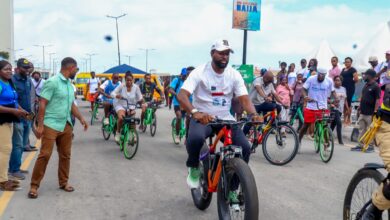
[138,48,156,73]
[49,52,56,74]
[106,14,127,65]
[82,58,89,72]
[85,53,97,72]
[124,55,134,66]
[34,44,53,71]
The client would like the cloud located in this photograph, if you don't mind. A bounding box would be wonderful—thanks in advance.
[12,0,390,73]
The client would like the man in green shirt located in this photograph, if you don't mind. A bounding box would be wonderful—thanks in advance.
[28,57,88,199]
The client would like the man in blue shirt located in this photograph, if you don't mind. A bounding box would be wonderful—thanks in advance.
[169,67,194,143]
[9,58,36,181]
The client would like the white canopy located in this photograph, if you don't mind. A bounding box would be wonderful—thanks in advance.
[306,40,337,70]
[354,21,390,71]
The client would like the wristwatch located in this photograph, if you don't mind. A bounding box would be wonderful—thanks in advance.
[191,108,199,115]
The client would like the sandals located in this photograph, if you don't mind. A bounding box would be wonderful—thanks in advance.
[28,188,38,199]
[59,184,75,192]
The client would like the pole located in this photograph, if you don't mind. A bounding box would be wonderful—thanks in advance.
[146,50,148,73]
[107,14,127,66]
[242,30,247,65]
[138,48,155,73]
[42,46,45,70]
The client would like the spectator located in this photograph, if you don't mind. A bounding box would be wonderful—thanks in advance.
[328,56,341,80]
[340,57,359,125]
[86,71,100,113]
[277,62,287,85]
[307,58,318,78]
[287,63,297,88]
[291,73,304,130]
[276,76,293,135]
[0,60,28,191]
[28,57,88,199]
[31,71,45,98]
[351,69,380,153]
[330,76,347,145]
[297,59,310,78]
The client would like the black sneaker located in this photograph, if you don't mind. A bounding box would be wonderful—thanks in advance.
[365,146,375,153]
[350,146,362,151]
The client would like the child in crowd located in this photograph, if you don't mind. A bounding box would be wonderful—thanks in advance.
[331,76,347,145]
[276,76,293,135]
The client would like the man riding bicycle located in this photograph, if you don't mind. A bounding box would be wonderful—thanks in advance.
[98,73,121,125]
[139,73,164,130]
[177,40,261,195]
[169,67,195,143]
[111,72,143,143]
[298,68,337,143]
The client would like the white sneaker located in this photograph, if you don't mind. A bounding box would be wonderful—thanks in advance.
[103,118,109,125]
[115,135,120,143]
[175,135,181,143]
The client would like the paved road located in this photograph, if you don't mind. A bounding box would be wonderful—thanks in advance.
[0,102,383,220]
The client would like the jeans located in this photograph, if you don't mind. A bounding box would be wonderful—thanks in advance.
[243,102,282,135]
[9,120,30,173]
[186,119,251,168]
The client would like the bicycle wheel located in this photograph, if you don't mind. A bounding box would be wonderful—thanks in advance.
[171,118,180,145]
[314,123,321,153]
[191,144,213,210]
[119,127,127,151]
[102,124,111,140]
[217,158,259,220]
[90,104,98,125]
[343,169,390,220]
[150,115,157,137]
[262,124,299,166]
[123,128,139,159]
[319,127,334,163]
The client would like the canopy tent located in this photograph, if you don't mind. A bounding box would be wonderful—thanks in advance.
[306,40,337,70]
[354,21,390,71]
[104,64,147,74]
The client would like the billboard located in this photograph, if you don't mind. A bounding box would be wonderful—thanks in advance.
[232,0,261,31]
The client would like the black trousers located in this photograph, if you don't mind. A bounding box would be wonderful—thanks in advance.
[330,110,343,143]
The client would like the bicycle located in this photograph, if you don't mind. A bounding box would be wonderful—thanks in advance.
[343,163,390,220]
[90,94,101,125]
[311,100,335,163]
[119,98,141,160]
[141,100,160,137]
[289,100,304,132]
[246,108,299,166]
[191,118,259,220]
[171,116,186,145]
[101,105,117,140]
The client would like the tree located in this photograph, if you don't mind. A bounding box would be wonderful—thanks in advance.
[0,51,10,60]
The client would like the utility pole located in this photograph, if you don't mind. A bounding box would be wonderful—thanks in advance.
[34,44,53,71]
[48,52,56,75]
[138,48,156,73]
[86,53,97,72]
[124,55,133,66]
[106,14,127,65]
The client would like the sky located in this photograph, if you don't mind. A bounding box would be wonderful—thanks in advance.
[13,0,390,74]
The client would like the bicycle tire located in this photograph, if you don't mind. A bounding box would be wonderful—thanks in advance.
[123,128,139,159]
[343,169,389,220]
[102,124,111,140]
[90,104,98,125]
[191,145,213,210]
[171,118,180,145]
[150,115,157,137]
[217,158,259,220]
[262,124,299,166]
[314,123,321,153]
[319,127,334,163]
[119,126,127,151]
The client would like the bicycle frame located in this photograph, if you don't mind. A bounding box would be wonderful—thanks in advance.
[290,105,304,126]
[253,109,278,145]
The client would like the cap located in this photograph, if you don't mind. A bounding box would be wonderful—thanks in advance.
[180,67,187,76]
[386,50,390,55]
[211,39,234,53]
[317,67,327,75]
[17,58,31,69]
[364,69,377,77]
[368,56,378,62]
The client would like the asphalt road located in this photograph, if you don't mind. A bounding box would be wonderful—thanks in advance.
[0,101,383,220]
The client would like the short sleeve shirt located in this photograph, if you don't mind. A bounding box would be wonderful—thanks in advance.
[360,82,380,115]
[249,77,275,105]
[140,82,157,102]
[40,73,75,132]
[88,78,99,93]
[31,78,45,96]
[334,86,347,113]
[181,62,248,121]
[112,84,143,108]
[303,75,334,110]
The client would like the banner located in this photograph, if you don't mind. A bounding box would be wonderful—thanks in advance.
[234,64,254,90]
[232,0,261,31]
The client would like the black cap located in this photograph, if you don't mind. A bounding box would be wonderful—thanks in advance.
[364,69,376,78]
[17,58,31,69]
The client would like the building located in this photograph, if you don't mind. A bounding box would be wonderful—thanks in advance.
[0,0,14,62]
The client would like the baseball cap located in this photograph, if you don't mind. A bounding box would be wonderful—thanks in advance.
[364,69,376,77]
[317,67,327,75]
[17,58,31,69]
[180,67,187,76]
[368,56,378,62]
[386,50,390,55]
[211,39,234,53]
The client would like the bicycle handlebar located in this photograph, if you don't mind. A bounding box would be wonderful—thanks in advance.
[120,98,138,110]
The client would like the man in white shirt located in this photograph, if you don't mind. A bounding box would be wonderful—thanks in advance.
[298,68,337,143]
[177,39,261,191]
[31,71,45,97]
[86,71,100,112]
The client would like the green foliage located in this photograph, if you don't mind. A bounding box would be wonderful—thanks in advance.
[0,51,10,60]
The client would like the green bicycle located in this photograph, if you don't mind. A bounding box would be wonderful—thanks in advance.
[90,95,101,125]
[311,101,335,163]
[171,116,186,145]
[101,106,117,140]
[289,101,304,132]
[141,100,160,137]
[119,98,141,160]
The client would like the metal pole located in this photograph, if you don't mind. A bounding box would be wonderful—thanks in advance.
[115,19,121,65]
[42,46,45,70]
[146,50,148,73]
[242,30,247,65]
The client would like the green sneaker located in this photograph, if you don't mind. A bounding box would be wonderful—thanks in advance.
[229,191,239,204]
[186,167,200,189]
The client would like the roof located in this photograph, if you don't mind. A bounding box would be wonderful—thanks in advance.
[306,40,337,70]
[103,64,147,74]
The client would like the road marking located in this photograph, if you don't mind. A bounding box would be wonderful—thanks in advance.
[0,139,41,218]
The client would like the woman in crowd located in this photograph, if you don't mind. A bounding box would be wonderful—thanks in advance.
[340,57,358,125]
[287,63,297,88]
[328,56,341,80]
[0,60,28,191]
[331,76,347,145]
[307,58,318,78]
[276,76,293,135]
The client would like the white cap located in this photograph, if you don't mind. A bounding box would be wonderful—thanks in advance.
[211,39,234,53]
[368,56,378,62]
[317,67,327,74]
